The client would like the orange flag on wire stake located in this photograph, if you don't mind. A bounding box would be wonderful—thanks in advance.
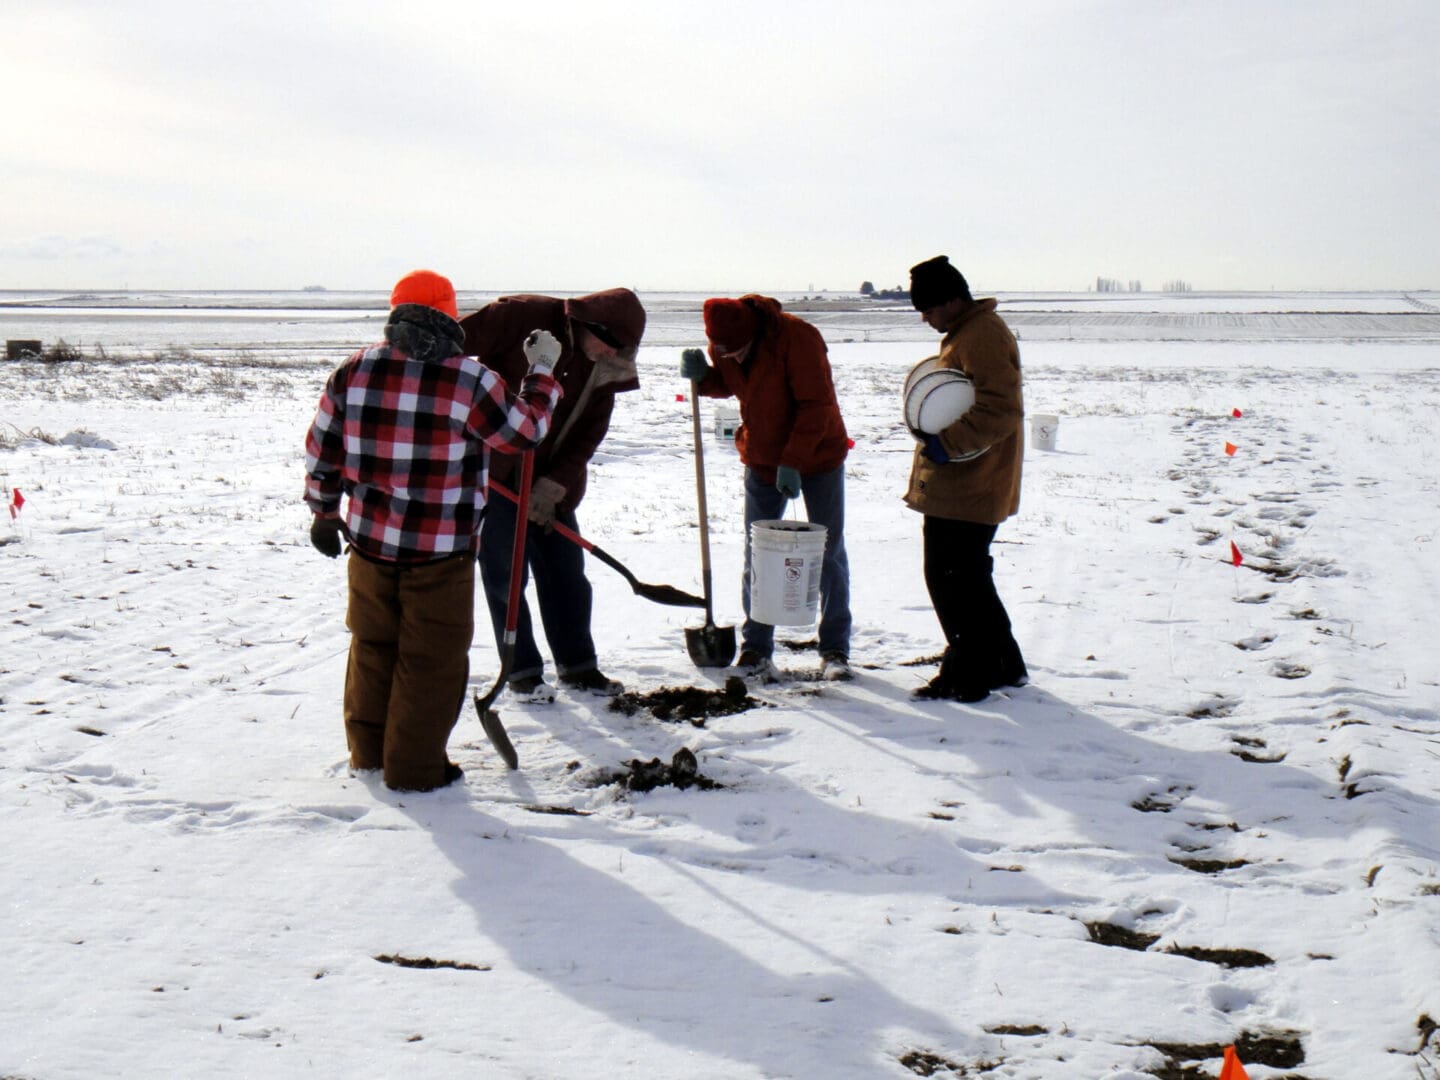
[1224,441,1238,456]
[1232,407,1243,418]
[1230,540,1243,567]
[1218,1044,1250,1080]
[8,488,22,519]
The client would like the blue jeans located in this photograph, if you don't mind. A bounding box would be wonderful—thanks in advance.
[478,497,598,681]
[741,465,852,659]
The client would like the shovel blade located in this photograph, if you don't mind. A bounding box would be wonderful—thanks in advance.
[686,622,737,669]
[635,581,707,608]
[478,704,519,771]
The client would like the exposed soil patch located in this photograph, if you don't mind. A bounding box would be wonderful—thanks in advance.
[985,1024,1048,1036]
[1230,735,1286,763]
[1085,922,1160,951]
[589,748,721,793]
[1186,698,1236,719]
[1169,856,1251,874]
[1132,784,1191,813]
[1087,923,1274,968]
[1132,795,1177,813]
[373,954,490,972]
[898,1048,999,1076]
[1162,944,1274,968]
[1232,747,1288,763]
[1148,1031,1304,1070]
[608,677,761,725]
[521,804,591,816]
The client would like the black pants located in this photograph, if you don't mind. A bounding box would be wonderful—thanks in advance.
[922,516,1026,693]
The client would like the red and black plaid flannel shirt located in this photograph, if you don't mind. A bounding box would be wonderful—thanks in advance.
[304,343,560,563]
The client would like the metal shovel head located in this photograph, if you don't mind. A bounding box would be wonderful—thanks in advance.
[686,621,737,668]
[476,699,519,771]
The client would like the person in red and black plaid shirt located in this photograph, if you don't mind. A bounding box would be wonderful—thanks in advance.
[304,269,561,792]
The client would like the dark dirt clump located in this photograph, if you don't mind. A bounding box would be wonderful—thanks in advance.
[1085,922,1160,951]
[1161,944,1274,968]
[1148,1031,1304,1070]
[608,676,760,726]
[590,748,721,793]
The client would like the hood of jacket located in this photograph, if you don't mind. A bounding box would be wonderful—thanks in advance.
[385,303,465,362]
[564,288,646,351]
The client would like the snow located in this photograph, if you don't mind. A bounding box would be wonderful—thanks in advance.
[2,294,1438,1079]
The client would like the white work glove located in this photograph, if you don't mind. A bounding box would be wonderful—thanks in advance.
[523,329,562,376]
[526,477,567,528]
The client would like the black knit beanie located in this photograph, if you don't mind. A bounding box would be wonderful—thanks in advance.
[909,255,972,312]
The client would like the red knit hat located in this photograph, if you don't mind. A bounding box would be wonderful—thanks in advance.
[390,269,458,320]
[703,298,758,352]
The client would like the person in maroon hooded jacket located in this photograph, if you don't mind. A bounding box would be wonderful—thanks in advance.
[681,295,852,682]
[459,289,646,701]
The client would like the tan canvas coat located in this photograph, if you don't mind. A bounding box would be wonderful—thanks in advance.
[903,298,1023,524]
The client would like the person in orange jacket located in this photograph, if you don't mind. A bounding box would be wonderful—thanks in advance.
[681,295,852,681]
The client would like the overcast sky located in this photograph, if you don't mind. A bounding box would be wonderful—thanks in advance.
[4,1,1437,293]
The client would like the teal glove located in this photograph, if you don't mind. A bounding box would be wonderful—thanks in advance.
[680,348,710,381]
[775,465,801,499]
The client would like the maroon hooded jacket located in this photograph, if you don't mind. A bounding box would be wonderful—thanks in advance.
[694,294,848,484]
[459,288,645,514]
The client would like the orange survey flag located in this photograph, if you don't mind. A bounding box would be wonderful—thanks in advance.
[1224,442,1238,456]
[8,488,22,518]
[1232,407,1243,418]
[1230,540,1243,567]
[1219,1045,1250,1079]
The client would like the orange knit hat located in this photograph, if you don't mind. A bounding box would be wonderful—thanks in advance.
[390,269,459,320]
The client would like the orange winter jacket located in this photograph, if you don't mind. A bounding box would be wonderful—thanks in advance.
[693,295,848,483]
[903,298,1023,524]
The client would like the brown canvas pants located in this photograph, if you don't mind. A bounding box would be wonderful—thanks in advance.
[344,551,474,791]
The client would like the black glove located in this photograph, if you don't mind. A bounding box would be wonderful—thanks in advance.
[310,516,345,558]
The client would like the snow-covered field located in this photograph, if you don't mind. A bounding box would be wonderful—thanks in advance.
[2,293,1438,1079]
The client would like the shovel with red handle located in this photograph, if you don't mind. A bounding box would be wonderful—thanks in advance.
[473,450,534,770]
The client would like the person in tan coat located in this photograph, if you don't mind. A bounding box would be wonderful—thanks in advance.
[904,256,1028,703]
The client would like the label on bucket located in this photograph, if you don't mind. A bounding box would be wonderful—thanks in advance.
[782,556,816,611]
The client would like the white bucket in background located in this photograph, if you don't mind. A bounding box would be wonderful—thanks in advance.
[1030,413,1060,451]
[749,520,827,626]
[714,404,740,441]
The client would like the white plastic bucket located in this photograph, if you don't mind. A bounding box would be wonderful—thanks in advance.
[749,520,827,626]
[714,404,740,441]
[1030,414,1060,451]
